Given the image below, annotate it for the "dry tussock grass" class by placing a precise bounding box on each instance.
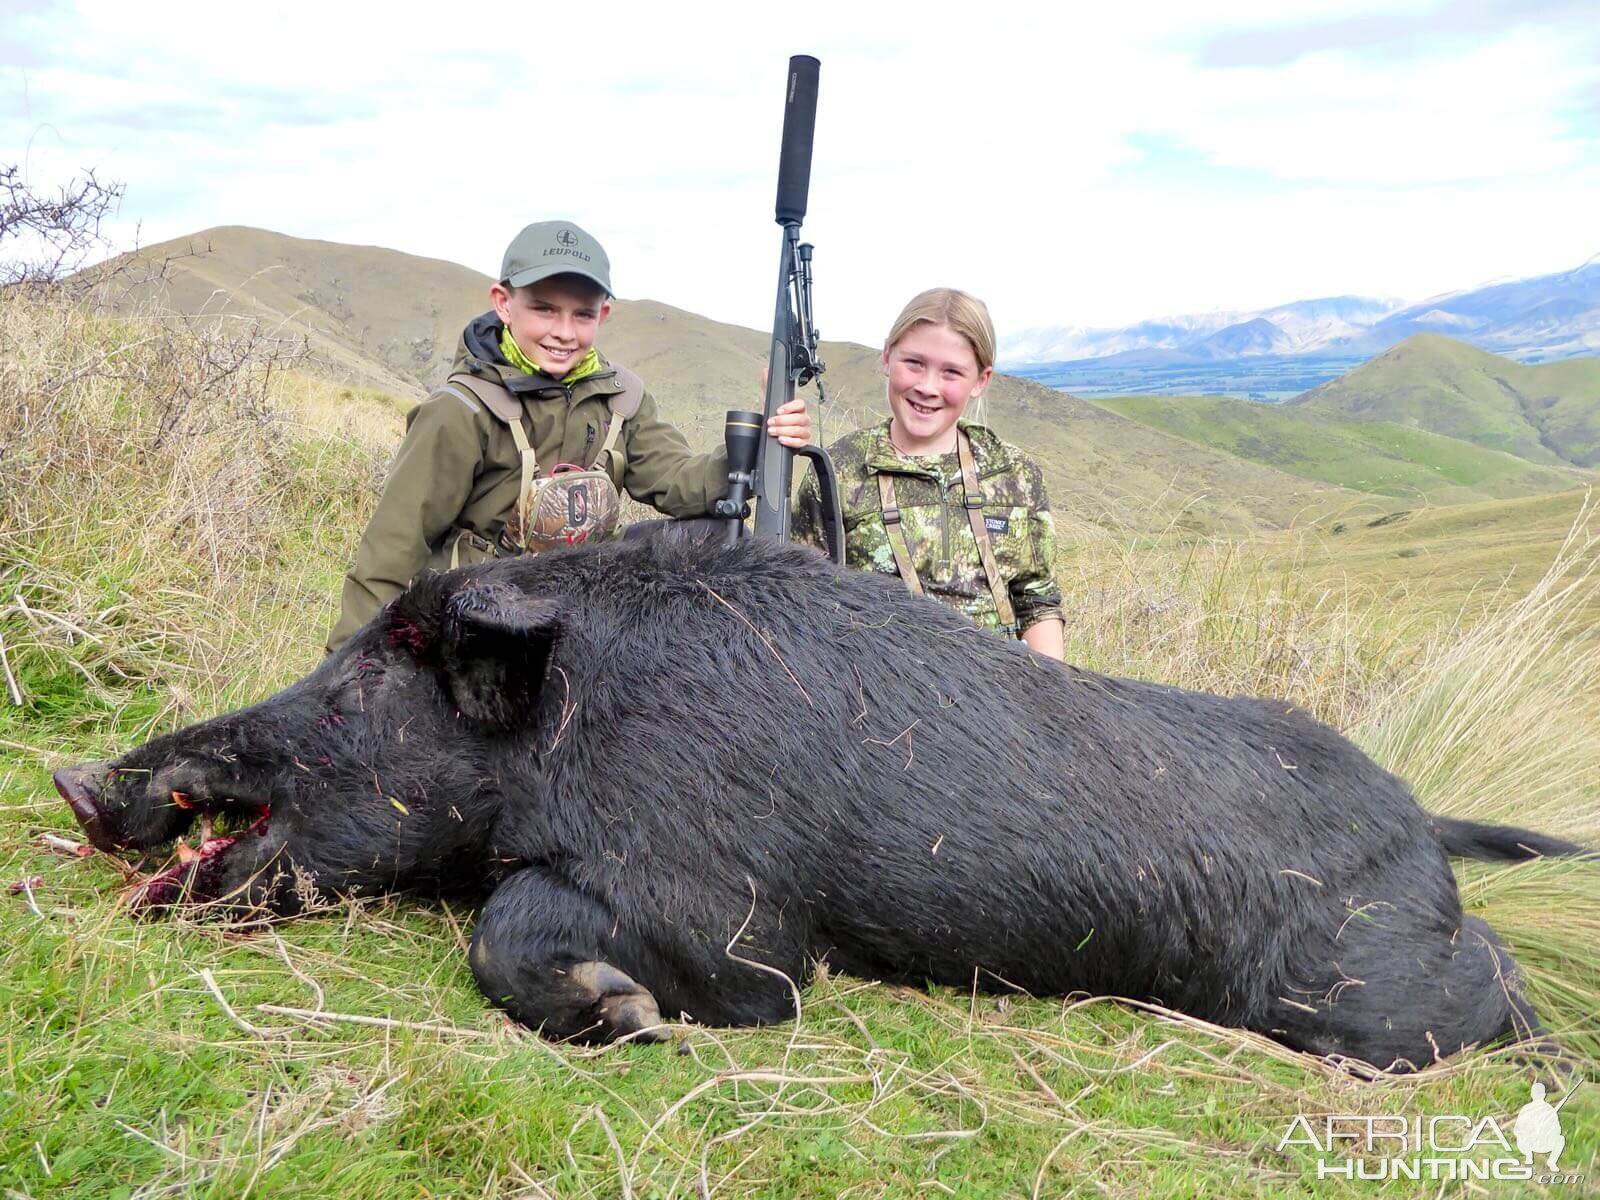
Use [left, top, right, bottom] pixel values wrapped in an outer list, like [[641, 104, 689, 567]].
[[0, 289, 397, 733], [1352, 498, 1600, 832], [1062, 517, 1421, 733]]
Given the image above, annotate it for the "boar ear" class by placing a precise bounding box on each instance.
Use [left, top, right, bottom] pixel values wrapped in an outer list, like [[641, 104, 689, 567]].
[[438, 582, 564, 728]]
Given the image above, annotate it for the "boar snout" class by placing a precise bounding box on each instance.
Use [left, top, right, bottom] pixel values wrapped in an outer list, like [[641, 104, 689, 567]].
[[54, 763, 120, 852]]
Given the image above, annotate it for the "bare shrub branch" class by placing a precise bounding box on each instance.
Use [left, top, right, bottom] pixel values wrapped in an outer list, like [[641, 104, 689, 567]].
[[0, 163, 125, 287]]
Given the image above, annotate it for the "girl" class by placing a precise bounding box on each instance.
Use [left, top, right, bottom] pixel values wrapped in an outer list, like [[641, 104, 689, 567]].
[[795, 288, 1065, 658]]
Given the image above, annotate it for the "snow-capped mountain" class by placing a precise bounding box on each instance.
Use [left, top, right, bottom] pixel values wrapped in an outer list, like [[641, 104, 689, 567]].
[[1001, 295, 1399, 365], [1344, 258, 1600, 361], [1000, 261, 1600, 367]]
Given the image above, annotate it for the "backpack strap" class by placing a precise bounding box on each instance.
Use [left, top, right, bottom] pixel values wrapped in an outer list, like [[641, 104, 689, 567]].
[[448, 365, 638, 493], [875, 472, 925, 597], [446, 371, 524, 424], [504, 414, 538, 538], [956, 428, 1019, 635], [449, 372, 538, 535], [594, 364, 644, 476], [608, 364, 645, 419]]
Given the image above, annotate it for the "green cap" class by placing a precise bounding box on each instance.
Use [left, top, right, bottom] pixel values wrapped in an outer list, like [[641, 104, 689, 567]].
[[500, 221, 612, 296]]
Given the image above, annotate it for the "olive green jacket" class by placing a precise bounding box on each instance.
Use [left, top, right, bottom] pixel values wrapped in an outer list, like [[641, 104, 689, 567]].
[[327, 314, 729, 651], [793, 420, 1064, 636]]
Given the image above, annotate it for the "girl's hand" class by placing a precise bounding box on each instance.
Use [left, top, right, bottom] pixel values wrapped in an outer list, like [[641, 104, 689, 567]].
[[767, 397, 814, 448]]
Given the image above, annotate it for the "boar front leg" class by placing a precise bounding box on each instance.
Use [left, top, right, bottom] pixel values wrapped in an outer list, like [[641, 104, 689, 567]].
[[469, 867, 671, 1044]]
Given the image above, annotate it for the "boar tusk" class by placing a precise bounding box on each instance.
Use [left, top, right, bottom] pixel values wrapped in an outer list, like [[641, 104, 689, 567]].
[[38, 833, 93, 858]]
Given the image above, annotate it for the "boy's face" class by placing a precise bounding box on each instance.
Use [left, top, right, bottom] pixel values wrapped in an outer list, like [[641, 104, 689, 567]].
[[491, 275, 611, 375]]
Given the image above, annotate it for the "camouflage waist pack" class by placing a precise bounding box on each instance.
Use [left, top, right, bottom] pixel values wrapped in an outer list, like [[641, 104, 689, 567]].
[[446, 371, 638, 558], [507, 463, 622, 552]]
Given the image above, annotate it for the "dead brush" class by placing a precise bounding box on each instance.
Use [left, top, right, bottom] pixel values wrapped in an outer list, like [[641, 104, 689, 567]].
[[0, 282, 382, 734]]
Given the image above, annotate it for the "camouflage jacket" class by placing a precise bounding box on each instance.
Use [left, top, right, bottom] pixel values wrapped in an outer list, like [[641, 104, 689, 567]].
[[327, 313, 729, 652], [793, 420, 1064, 636]]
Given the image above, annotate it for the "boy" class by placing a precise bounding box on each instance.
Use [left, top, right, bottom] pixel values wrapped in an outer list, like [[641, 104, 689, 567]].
[[326, 221, 812, 651]]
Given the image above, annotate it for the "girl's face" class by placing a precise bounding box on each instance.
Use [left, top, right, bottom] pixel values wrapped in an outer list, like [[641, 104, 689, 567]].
[[882, 322, 993, 454]]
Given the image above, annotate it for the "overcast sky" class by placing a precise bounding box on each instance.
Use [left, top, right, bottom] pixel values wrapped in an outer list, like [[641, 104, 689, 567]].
[[3, 0, 1596, 346]]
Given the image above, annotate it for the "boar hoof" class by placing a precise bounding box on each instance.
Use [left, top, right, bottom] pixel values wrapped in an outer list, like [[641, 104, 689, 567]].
[[569, 960, 667, 1042], [597, 990, 667, 1042]]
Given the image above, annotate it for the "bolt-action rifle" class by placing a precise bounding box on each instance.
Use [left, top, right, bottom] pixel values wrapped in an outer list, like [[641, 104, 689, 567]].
[[714, 55, 845, 563]]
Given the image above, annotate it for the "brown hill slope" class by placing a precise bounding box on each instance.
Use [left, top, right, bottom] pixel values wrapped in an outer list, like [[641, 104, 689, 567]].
[[97, 225, 487, 393], [99, 226, 1381, 533], [1292, 333, 1600, 468]]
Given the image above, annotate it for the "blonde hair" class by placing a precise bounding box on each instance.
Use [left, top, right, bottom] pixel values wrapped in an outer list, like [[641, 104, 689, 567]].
[[883, 288, 997, 374]]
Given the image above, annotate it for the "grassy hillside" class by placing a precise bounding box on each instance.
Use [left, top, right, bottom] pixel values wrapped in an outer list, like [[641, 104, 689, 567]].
[[1287, 488, 1600, 623], [1097, 393, 1589, 503], [100, 227, 1379, 536], [3, 288, 1598, 1197], [1293, 332, 1600, 467]]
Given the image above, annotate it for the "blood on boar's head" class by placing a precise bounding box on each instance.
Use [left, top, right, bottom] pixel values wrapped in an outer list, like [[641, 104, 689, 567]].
[[55, 568, 565, 857]]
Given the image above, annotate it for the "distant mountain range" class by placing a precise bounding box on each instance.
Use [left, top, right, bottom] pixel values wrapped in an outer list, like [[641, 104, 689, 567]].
[[1002, 258, 1600, 368]]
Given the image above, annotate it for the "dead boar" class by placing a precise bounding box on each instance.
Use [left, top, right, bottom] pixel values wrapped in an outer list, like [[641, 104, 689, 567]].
[[56, 532, 1586, 1068]]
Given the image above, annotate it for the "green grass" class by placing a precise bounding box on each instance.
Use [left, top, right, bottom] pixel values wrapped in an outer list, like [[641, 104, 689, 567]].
[[3, 292, 1599, 1197], [1277, 488, 1600, 627], [0, 860, 1593, 1198], [1095, 392, 1587, 504], [1293, 333, 1600, 469]]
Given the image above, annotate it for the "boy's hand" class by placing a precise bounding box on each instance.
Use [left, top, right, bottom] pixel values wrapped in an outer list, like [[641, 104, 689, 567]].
[[767, 397, 814, 448]]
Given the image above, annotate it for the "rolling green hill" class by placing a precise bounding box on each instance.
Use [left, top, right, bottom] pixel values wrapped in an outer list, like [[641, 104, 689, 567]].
[[1291, 333, 1600, 467], [95, 226, 1380, 535], [1096, 393, 1590, 504]]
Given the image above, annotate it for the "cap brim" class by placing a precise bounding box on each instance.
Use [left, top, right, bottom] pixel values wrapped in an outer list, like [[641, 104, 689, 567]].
[[504, 263, 613, 296]]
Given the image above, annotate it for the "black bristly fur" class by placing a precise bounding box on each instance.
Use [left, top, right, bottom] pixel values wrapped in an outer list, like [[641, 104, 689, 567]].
[[62, 533, 1586, 1069]]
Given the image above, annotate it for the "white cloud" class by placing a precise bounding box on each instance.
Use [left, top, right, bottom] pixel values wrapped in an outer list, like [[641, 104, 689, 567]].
[[2, 0, 1595, 344], [1152, 29, 1593, 185]]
